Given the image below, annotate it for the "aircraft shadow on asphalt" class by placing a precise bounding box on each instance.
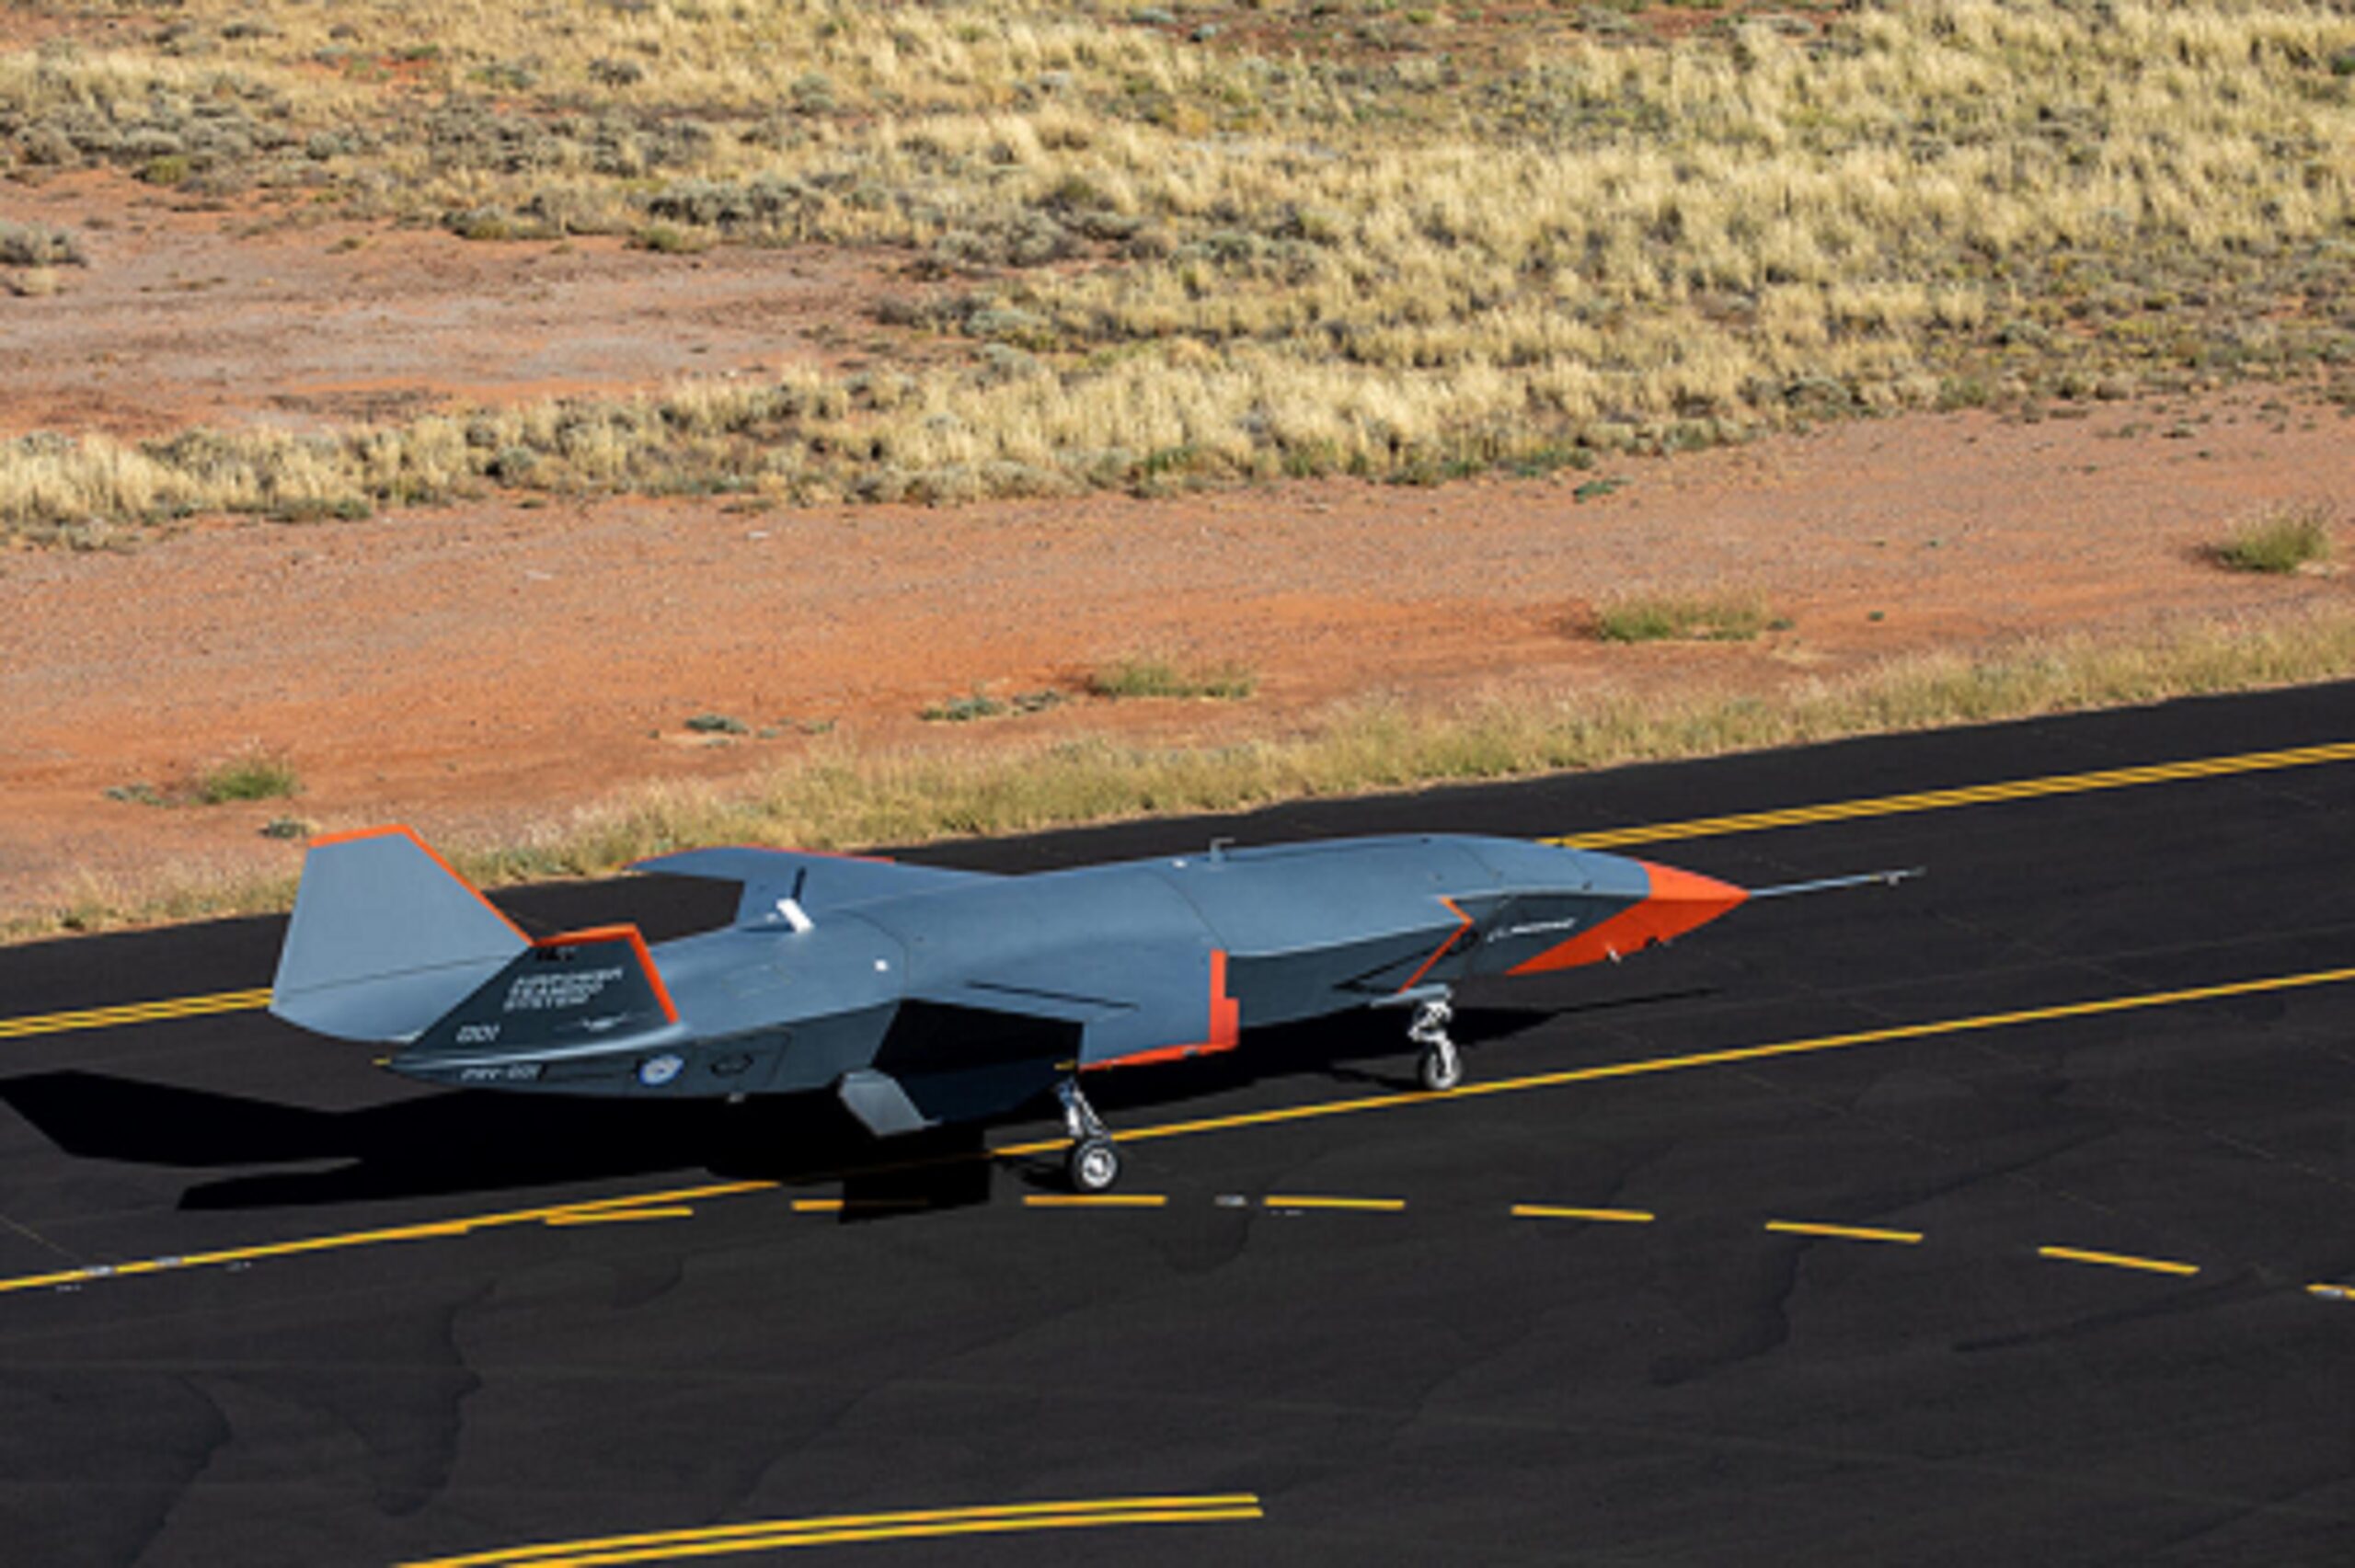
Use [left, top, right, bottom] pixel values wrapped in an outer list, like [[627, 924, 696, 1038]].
[[0, 990, 1706, 1219]]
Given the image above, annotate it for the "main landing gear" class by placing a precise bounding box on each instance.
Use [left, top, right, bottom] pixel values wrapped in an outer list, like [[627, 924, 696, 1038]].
[[1409, 996, 1463, 1093], [1058, 1079, 1122, 1193]]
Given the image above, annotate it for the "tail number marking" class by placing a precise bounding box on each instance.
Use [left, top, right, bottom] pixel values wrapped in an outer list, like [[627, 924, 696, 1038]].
[[505, 967, 627, 1013]]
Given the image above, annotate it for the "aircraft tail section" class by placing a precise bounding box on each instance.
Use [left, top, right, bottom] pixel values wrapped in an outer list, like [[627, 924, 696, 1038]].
[[391, 924, 683, 1088], [271, 826, 531, 1043]]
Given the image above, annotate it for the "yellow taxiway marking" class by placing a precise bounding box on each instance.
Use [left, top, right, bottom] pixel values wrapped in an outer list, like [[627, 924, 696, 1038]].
[[1552, 738, 2355, 851], [4, 738, 2352, 1053], [0, 986, 273, 1041], [2038, 1245, 2202, 1277], [1022, 1193, 1169, 1208], [543, 1207, 695, 1227], [0, 1179, 775, 1297], [1263, 1195, 1407, 1212], [399, 1494, 1264, 1568], [10, 964, 2354, 1299], [1766, 1219, 1924, 1245], [995, 963, 2355, 1156], [1510, 1205, 1656, 1223]]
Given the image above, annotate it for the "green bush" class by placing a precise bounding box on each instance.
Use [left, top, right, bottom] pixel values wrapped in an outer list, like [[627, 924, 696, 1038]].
[[2211, 506, 2333, 573], [195, 752, 301, 804]]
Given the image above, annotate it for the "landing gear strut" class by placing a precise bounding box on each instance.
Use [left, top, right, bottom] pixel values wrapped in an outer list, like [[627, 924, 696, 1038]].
[[1409, 997, 1463, 1093], [1058, 1079, 1122, 1193]]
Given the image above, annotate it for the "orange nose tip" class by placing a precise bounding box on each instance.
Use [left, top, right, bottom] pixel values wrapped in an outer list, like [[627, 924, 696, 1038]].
[[1635, 860, 1749, 941], [1505, 860, 1748, 975]]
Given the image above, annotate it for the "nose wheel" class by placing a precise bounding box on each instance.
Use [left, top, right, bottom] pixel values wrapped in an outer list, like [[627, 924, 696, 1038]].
[[1058, 1079, 1123, 1193], [1409, 997, 1463, 1092]]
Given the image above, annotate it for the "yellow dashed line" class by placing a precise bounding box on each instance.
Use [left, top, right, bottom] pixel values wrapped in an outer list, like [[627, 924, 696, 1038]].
[[1509, 1205, 1656, 1224], [1263, 1195, 1406, 1212], [1551, 739, 2355, 850], [2037, 1245, 2201, 1277], [994, 964, 2355, 1156], [1766, 1220, 1924, 1245], [1022, 1194, 1169, 1208], [11, 965, 2353, 1300], [402, 1494, 1265, 1568]]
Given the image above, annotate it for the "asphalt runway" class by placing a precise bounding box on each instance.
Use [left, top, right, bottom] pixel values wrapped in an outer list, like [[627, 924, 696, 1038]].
[[4, 684, 2353, 1566]]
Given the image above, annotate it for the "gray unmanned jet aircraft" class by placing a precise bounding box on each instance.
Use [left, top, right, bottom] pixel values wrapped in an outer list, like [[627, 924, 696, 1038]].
[[272, 827, 1906, 1191]]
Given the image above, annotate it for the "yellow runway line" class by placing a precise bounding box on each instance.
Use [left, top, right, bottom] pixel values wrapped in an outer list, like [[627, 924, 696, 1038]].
[[1022, 1194, 1169, 1208], [1551, 738, 2355, 850], [15, 967, 2354, 1300], [398, 1494, 1264, 1568], [1766, 1219, 1924, 1245], [1510, 1205, 1655, 1224], [544, 1207, 695, 1227], [2037, 1245, 2201, 1277], [526, 1508, 1268, 1566], [0, 987, 272, 1040], [11, 739, 2355, 1053], [1262, 1195, 1406, 1212], [994, 964, 2355, 1158]]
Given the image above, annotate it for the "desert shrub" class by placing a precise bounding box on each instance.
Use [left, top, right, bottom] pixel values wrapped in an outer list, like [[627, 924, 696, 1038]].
[[1593, 593, 1777, 644], [2211, 506, 2335, 573], [195, 750, 300, 804], [1088, 657, 1258, 699], [0, 223, 85, 268]]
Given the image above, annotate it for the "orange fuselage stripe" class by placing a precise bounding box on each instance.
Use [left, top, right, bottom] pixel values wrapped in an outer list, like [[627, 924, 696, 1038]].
[[1395, 897, 1474, 994], [1086, 949, 1239, 1070]]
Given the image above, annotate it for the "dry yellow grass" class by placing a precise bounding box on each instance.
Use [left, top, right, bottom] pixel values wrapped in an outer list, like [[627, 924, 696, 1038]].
[[20, 606, 2355, 940], [6, 2, 2355, 529]]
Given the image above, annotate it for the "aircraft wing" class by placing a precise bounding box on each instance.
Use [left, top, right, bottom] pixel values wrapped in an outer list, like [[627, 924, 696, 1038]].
[[905, 941, 1238, 1073], [629, 847, 997, 927], [834, 941, 1240, 1139]]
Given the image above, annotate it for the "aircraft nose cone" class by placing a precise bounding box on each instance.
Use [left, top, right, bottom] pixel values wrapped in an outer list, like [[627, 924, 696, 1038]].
[[1502, 855, 1748, 974], [1635, 860, 1749, 943]]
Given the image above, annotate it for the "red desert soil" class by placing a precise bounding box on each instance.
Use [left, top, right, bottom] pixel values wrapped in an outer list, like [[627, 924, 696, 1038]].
[[0, 173, 910, 439], [1, 186, 2350, 921]]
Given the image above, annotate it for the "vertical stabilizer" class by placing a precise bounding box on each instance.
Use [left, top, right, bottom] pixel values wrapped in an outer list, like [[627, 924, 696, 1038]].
[[271, 827, 531, 1042]]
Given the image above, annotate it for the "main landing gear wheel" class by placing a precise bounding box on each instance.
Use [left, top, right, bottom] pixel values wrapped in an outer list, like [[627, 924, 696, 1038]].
[[1408, 996, 1463, 1093], [1416, 1036, 1464, 1093], [1057, 1079, 1122, 1193], [1068, 1136, 1122, 1194]]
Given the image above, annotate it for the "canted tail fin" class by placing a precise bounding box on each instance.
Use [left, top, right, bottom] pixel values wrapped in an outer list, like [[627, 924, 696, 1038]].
[[271, 827, 530, 1043]]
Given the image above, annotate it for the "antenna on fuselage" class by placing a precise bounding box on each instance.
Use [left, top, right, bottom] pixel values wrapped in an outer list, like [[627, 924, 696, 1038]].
[[776, 866, 815, 933]]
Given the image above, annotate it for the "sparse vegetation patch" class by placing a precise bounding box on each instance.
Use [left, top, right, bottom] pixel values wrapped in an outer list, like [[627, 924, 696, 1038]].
[[193, 750, 300, 804], [0, 220, 82, 268], [28, 609, 2355, 940], [2211, 505, 2336, 574], [1088, 656, 1257, 700], [1593, 593, 1778, 644]]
